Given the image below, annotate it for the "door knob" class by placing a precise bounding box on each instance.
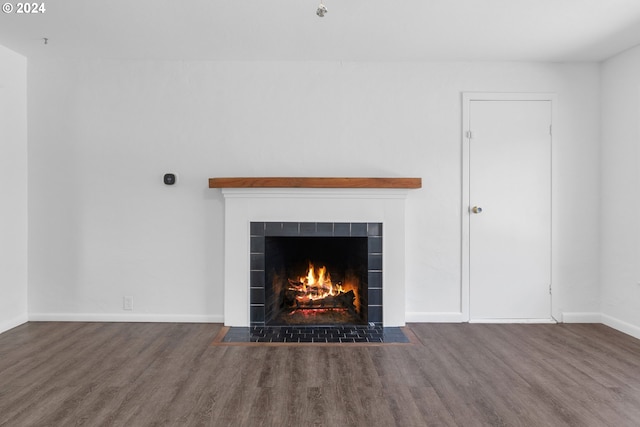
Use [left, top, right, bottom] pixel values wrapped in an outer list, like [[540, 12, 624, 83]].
[[471, 206, 483, 214]]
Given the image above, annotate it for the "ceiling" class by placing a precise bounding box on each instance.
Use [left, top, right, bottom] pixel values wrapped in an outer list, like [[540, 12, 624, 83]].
[[2, 0, 640, 62]]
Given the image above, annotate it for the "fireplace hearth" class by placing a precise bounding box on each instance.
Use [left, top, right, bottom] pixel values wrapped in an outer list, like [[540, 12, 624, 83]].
[[221, 325, 410, 343], [250, 222, 382, 327]]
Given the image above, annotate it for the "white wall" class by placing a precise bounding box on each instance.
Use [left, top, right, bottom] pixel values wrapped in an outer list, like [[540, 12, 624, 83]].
[[601, 46, 640, 338], [26, 59, 601, 322], [0, 45, 28, 333]]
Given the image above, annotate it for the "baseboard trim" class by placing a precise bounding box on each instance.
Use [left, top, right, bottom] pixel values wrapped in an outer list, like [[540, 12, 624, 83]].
[[0, 313, 29, 334], [469, 318, 556, 324], [405, 312, 464, 323], [21, 312, 640, 341], [601, 314, 640, 340], [561, 312, 602, 323], [28, 313, 224, 323]]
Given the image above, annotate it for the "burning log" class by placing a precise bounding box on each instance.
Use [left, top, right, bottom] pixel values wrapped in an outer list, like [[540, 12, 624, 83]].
[[287, 278, 341, 293], [283, 289, 355, 309], [281, 262, 358, 314]]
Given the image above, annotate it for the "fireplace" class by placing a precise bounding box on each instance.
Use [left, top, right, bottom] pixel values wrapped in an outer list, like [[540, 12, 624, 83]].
[[213, 182, 418, 327], [250, 222, 382, 327]]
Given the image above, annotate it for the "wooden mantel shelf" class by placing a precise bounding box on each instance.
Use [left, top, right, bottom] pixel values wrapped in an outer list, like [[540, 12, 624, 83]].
[[208, 177, 422, 189]]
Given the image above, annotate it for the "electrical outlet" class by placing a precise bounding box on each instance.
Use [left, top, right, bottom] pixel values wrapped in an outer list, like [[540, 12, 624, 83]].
[[123, 296, 133, 311]]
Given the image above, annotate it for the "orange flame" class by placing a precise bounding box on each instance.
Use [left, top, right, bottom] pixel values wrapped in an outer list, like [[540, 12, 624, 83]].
[[287, 263, 359, 312], [295, 263, 345, 301]]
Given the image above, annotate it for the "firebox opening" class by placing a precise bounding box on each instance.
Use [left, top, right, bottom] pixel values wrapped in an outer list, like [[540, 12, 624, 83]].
[[265, 236, 368, 326]]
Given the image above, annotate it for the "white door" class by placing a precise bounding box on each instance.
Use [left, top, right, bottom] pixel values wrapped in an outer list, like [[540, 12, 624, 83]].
[[467, 99, 552, 321]]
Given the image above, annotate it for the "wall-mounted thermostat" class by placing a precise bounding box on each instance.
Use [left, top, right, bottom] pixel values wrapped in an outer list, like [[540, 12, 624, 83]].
[[163, 173, 176, 185]]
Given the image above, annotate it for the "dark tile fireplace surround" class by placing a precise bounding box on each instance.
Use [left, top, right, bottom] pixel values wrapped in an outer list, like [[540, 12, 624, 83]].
[[249, 221, 383, 327]]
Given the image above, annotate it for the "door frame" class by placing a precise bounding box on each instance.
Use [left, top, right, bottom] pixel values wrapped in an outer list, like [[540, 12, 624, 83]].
[[461, 92, 558, 322]]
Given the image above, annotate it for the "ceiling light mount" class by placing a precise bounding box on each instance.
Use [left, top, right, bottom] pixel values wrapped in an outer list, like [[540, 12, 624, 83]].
[[316, 2, 327, 17]]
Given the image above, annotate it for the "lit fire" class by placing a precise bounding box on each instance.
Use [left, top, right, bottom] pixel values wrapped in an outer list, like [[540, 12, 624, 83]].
[[291, 264, 343, 303], [287, 263, 358, 310]]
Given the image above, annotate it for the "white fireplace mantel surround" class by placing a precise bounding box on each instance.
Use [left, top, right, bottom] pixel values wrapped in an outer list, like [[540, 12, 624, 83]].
[[219, 185, 418, 327]]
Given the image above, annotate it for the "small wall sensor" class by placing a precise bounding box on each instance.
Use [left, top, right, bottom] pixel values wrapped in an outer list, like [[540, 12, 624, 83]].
[[163, 173, 176, 185]]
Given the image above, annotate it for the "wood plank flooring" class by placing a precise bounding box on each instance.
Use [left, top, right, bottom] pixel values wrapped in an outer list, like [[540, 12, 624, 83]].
[[1, 322, 639, 426]]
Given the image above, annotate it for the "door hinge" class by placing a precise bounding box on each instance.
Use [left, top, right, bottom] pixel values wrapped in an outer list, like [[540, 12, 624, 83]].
[[549, 284, 552, 295], [549, 125, 552, 136], [466, 131, 473, 139]]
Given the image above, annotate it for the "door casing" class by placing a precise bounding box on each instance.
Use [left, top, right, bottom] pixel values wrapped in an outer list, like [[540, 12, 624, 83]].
[[461, 92, 558, 323]]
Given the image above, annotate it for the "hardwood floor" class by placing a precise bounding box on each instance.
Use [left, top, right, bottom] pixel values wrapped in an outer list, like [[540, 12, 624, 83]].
[[1, 322, 640, 426]]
